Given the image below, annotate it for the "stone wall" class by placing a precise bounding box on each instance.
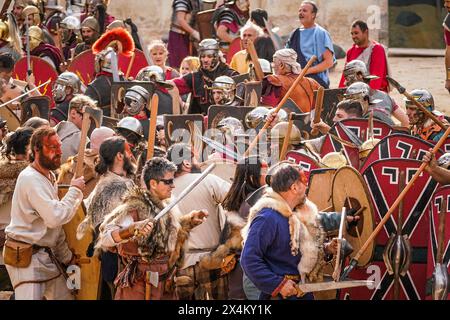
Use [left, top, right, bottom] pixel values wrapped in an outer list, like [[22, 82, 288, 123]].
[[108, 0, 389, 50]]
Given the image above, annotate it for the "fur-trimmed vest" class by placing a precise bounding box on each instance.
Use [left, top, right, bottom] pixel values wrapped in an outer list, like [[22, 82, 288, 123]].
[[97, 187, 196, 267], [242, 189, 324, 280]]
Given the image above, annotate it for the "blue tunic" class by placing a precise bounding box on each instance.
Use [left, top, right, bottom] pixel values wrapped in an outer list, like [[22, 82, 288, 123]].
[[241, 208, 313, 300]]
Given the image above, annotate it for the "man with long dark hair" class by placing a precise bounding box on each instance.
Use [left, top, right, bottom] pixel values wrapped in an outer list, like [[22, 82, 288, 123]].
[[4, 127, 85, 300]]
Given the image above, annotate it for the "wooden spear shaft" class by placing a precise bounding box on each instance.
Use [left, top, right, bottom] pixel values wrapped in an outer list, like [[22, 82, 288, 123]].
[[244, 55, 317, 157], [352, 126, 450, 263]]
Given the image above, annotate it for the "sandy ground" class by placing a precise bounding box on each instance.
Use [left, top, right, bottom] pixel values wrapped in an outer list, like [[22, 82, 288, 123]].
[[329, 56, 448, 114]]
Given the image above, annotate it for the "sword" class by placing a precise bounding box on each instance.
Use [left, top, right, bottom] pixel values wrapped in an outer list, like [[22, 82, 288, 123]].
[[295, 279, 374, 296], [152, 163, 216, 222], [337, 121, 363, 147], [332, 207, 347, 281], [0, 79, 51, 109], [200, 136, 241, 162]]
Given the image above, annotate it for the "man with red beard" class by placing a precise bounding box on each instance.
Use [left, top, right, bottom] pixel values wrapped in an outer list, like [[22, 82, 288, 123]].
[[3, 127, 85, 300]]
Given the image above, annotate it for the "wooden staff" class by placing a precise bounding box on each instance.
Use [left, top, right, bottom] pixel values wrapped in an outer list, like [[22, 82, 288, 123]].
[[310, 86, 325, 136], [279, 113, 294, 160], [244, 55, 317, 157], [246, 39, 264, 81], [147, 94, 159, 160], [341, 126, 450, 280]]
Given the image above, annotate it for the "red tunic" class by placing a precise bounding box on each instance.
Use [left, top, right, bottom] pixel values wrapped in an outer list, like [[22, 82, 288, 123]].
[[339, 40, 389, 92]]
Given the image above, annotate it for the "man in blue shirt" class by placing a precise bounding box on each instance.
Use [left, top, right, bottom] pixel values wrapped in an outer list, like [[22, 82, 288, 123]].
[[286, 1, 335, 88], [240, 163, 340, 300]]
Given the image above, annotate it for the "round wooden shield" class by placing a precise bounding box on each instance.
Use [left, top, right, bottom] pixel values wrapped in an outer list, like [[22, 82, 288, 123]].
[[332, 166, 375, 267], [118, 49, 149, 79], [13, 56, 58, 106], [306, 168, 337, 212], [200, 159, 237, 184], [0, 105, 21, 131], [67, 50, 96, 86]]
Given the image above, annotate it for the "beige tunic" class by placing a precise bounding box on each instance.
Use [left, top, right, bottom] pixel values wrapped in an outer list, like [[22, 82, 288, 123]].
[[5, 166, 83, 287], [172, 173, 230, 269]]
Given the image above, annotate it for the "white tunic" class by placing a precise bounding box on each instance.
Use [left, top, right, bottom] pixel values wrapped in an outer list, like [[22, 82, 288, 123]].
[[5, 166, 83, 286]]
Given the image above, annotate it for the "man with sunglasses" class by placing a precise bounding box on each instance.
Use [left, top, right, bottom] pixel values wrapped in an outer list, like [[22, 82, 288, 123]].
[[55, 94, 98, 163], [4, 127, 85, 300], [96, 157, 208, 300]]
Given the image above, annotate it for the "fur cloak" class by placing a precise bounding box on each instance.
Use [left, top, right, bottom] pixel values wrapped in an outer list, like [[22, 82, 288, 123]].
[[241, 188, 324, 280], [97, 187, 198, 267], [76, 172, 134, 240]]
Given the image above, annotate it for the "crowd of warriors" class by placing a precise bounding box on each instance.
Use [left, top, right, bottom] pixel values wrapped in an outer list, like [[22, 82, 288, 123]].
[[0, 0, 449, 301]]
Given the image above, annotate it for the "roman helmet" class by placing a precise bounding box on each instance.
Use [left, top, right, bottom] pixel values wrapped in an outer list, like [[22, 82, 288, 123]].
[[271, 121, 302, 145], [343, 60, 378, 86], [22, 5, 41, 26], [217, 117, 246, 136], [344, 82, 381, 114], [404, 89, 435, 125], [123, 85, 150, 116], [115, 116, 144, 144], [198, 38, 220, 71], [52, 72, 82, 103], [210, 76, 236, 105], [245, 106, 288, 129], [59, 16, 80, 43], [136, 65, 173, 89], [27, 25, 44, 51]]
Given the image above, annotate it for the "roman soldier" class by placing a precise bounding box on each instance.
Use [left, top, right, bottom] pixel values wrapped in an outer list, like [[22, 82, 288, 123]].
[[81, 0, 115, 34], [59, 16, 80, 61], [85, 27, 134, 116], [405, 89, 447, 143], [0, 13, 22, 61], [27, 25, 63, 72], [73, 16, 100, 57], [167, 0, 201, 68], [49, 71, 82, 126], [121, 85, 151, 140], [212, 0, 250, 53], [96, 157, 208, 300], [171, 38, 239, 115], [209, 75, 243, 106], [114, 116, 145, 161], [21, 5, 55, 46], [342, 60, 409, 127]]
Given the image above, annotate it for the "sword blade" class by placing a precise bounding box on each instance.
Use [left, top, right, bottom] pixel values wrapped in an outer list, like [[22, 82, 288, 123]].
[[298, 280, 374, 293], [25, 20, 31, 75], [201, 136, 240, 162]]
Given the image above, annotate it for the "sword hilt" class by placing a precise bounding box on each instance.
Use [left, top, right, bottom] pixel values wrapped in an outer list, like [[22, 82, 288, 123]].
[[340, 258, 358, 281]]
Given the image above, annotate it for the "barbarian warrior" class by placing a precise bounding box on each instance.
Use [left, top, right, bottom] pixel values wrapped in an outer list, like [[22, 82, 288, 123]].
[[73, 16, 100, 57], [96, 157, 208, 300]]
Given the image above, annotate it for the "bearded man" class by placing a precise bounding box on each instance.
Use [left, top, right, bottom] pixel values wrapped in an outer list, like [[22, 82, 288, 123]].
[[3, 127, 85, 300], [73, 17, 100, 57]]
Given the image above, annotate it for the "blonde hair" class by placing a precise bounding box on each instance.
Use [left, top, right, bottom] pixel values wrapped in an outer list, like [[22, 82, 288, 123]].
[[148, 40, 168, 54], [180, 56, 200, 72]]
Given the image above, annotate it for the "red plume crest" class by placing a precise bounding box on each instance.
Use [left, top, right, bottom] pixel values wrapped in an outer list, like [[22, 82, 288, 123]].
[[92, 28, 135, 57]]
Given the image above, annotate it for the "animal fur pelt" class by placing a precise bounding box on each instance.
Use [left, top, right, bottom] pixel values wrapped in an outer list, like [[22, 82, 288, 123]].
[[92, 27, 135, 56], [198, 212, 246, 270], [96, 186, 197, 267], [0, 159, 28, 206], [76, 173, 134, 240], [242, 188, 323, 280]]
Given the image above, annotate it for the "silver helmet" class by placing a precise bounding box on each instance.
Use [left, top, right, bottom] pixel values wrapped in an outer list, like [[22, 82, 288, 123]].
[[211, 76, 236, 105], [52, 72, 81, 102], [344, 82, 371, 101], [343, 60, 378, 86], [216, 117, 246, 136], [115, 116, 144, 137], [94, 46, 115, 73], [60, 16, 80, 43], [245, 106, 288, 129], [404, 89, 434, 112], [136, 65, 164, 82], [198, 38, 220, 71], [124, 85, 150, 116]]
